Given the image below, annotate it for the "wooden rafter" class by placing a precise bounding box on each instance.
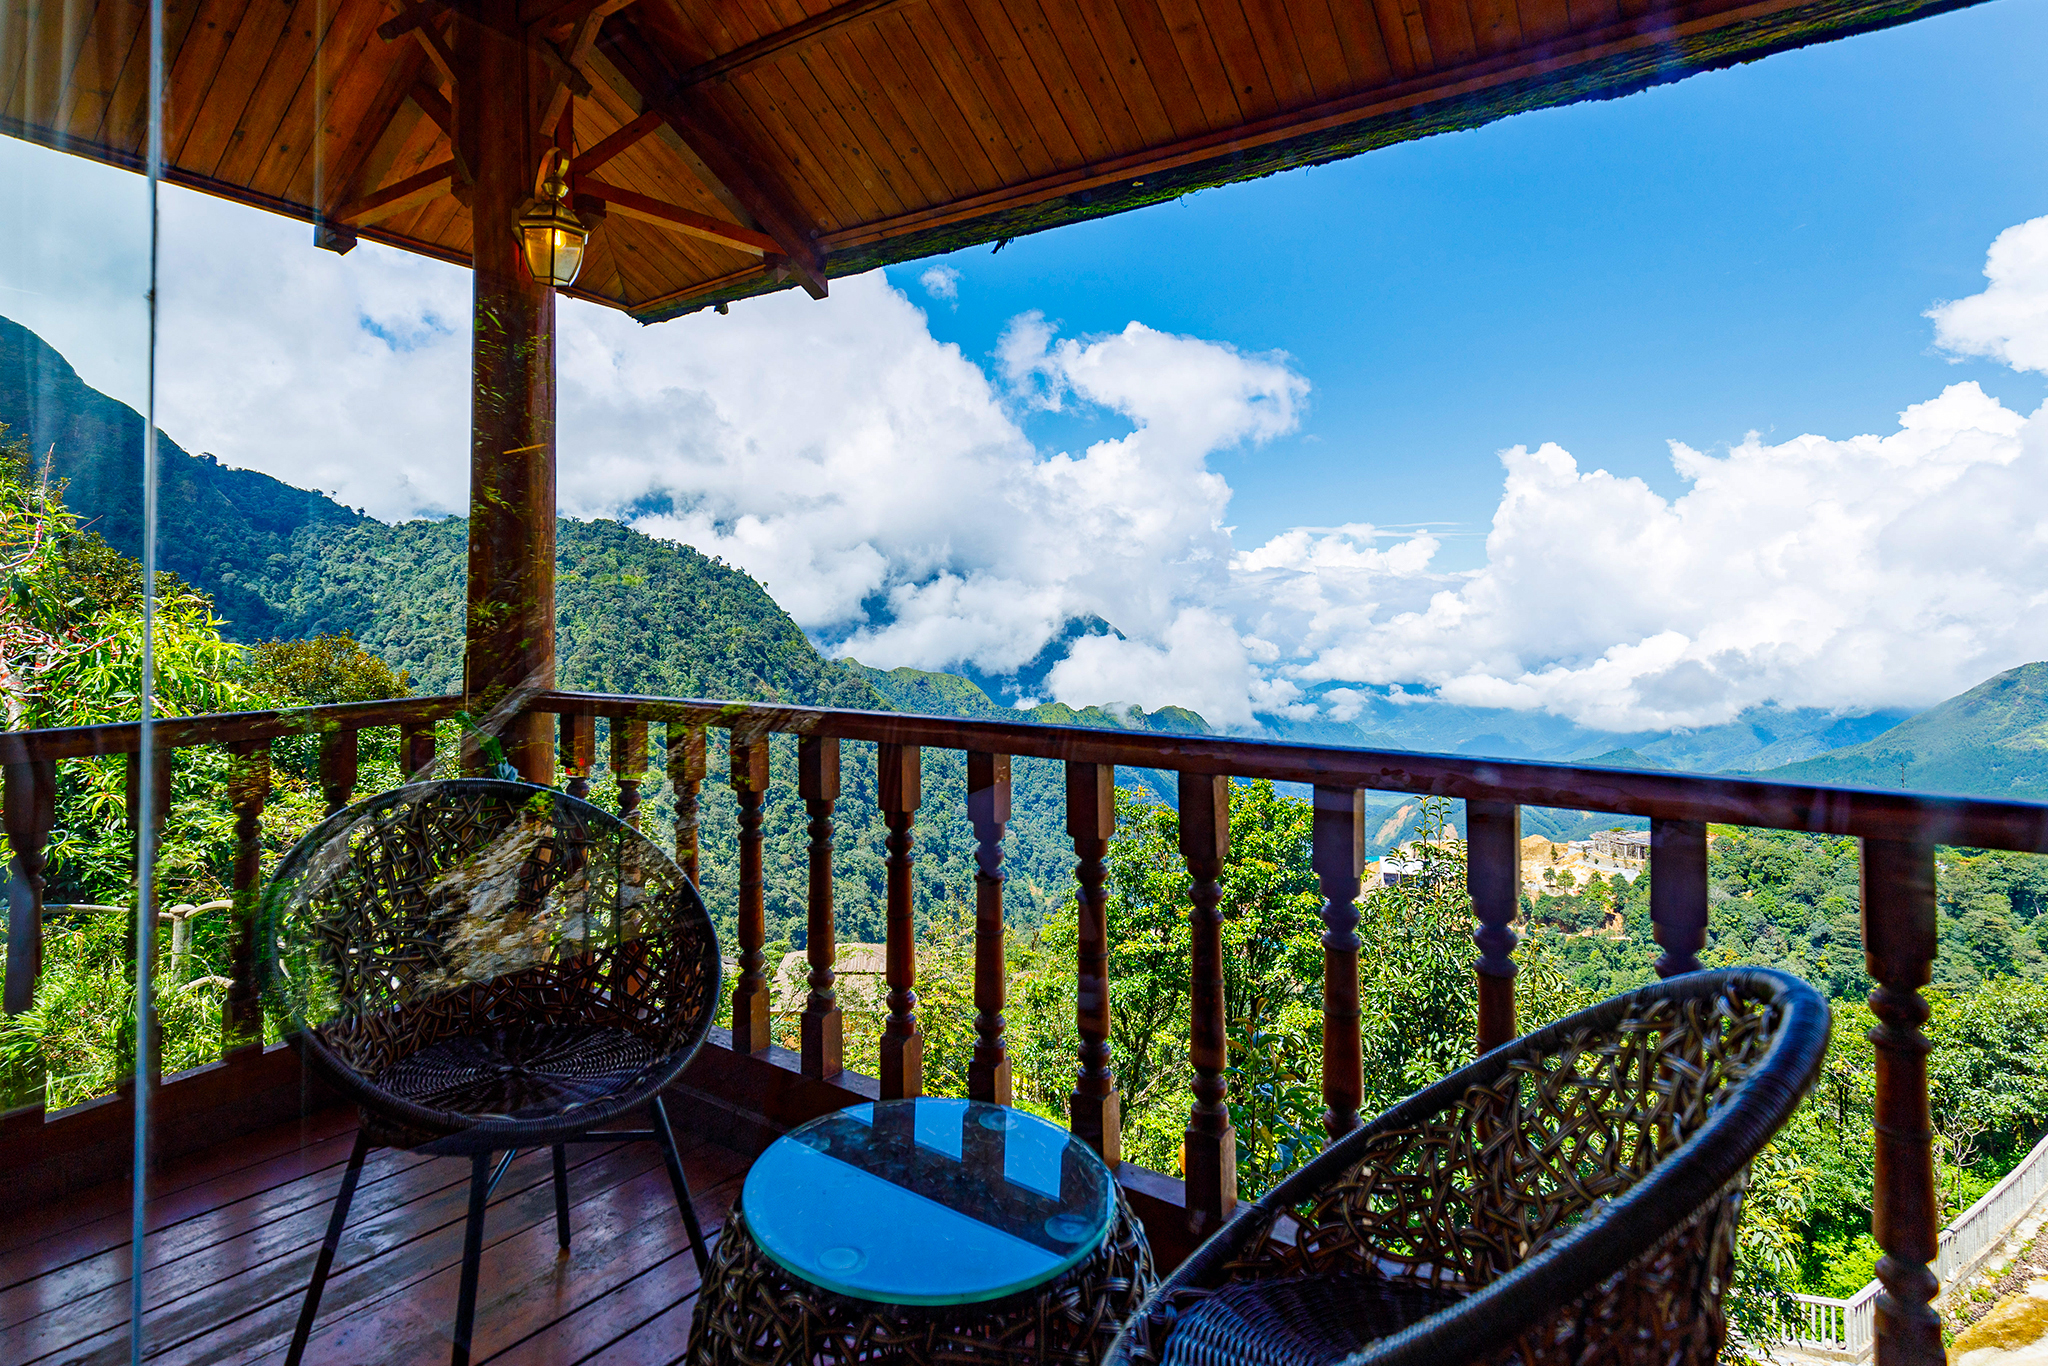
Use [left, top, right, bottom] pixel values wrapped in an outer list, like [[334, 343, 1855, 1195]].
[[409, 79, 454, 142], [320, 41, 434, 221], [577, 178, 779, 254], [665, 0, 921, 92], [596, 18, 827, 298], [567, 109, 660, 177], [386, 0, 459, 87], [334, 158, 456, 224]]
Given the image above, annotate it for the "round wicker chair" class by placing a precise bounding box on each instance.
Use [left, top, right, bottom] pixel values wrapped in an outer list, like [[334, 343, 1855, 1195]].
[[1105, 968, 1830, 1366], [259, 779, 723, 1366]]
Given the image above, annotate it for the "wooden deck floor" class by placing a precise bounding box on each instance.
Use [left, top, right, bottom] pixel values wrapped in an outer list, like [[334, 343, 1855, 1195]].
[[0, 1104, 746, 1365]]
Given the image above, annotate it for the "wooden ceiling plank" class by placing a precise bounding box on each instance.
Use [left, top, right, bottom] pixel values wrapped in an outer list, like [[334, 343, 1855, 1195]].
[[1028, 0, 1152, 157], [1365, 0, 1428, 75], [0, 2, 45, 125], [902, 3, 1031, 184], [1311, 0, 1399, 84], [160, 0, 261, 166], [657, 0, 876, 226], [598, 207, 712, 296], [1113, 0, 1241, 132], [1566, 0, 1625, 31], [95, 0, 196, 150], [313, 40, 430, 211], [627, 257, 779, 319], [1421, 0, 1483, 66], [802, 34, 944, 214], [52, 0, 142, 145], [278, 0, 406, 204], [841, 12, 994, 201], [1459, 0, 1522, 57], [1243, 0, 1347, 103], [598, 14, 828, 295], [174, 0, 297, 176], [999, 0, 1119, 162], [579, 176, 779, 253], [666, 0, 917, 91], [1198, 0, 1286, 120], [581, 35, 756, 226], [19, 0, 94, 132], [920, 0, 1057, 180], [953, 0, 1084, 168], [1510, 0, 1575, 47], [246, 0, 385, 195], [569, 106, 660, 174], [334, 154, 453, 221], [1068, 0, 1178, 147], [209, 0, 335, 187]]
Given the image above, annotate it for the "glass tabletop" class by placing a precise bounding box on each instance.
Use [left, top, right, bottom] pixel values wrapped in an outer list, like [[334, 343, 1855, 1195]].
[[741, 1098, 1114, 1306]]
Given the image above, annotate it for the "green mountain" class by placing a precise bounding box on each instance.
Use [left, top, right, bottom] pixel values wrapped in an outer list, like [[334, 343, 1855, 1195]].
[[1761, 662, 2048, 797], [1573, 747, 1668, 770], [0, 315, 367, 638]]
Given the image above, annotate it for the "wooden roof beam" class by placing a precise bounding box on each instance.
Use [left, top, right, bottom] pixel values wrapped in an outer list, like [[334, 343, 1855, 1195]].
[[334, 159, 456, 226], [666, 0, 921, 91], [596, 19, 827, 298], [568, 109, 662, 177], [577, 179, 779, 254]]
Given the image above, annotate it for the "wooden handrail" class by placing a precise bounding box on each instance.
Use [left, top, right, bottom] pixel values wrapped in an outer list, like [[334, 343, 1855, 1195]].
[[0, 684, 1993, 1366]]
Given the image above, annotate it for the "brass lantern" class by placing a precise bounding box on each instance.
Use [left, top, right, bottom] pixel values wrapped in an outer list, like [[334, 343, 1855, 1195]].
[[518, 149, 588, 288]]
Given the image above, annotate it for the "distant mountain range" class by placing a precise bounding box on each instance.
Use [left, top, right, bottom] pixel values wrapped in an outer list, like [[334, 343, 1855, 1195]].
[[10, 313, 2048, 824]]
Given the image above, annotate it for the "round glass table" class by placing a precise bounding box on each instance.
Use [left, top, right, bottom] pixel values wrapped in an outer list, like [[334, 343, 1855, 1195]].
[[688, 1098, 1155, 1366]]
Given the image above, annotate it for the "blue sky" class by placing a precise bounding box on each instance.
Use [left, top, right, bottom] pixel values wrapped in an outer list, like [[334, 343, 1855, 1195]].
[[890, 0, 2048, 567]]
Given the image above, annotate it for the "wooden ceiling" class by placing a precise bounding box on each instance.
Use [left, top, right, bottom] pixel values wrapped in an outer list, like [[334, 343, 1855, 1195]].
[[1, 0, 1989, 321]]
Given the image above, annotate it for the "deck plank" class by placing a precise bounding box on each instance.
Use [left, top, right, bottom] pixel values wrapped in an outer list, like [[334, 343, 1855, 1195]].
[[0, 1108, 741, 1366]]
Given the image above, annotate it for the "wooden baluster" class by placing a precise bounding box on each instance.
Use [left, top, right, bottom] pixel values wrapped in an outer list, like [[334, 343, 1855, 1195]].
[[125, 748, 172, 1086], [1068, 761, 1120, 1165], [1650, 817, 1709, 977], [729, 734, 771, 1054], [799, 736, 842, 1079], [401, 719, 437, 781], [611, 718, 648, 825], [669, 724, 706, 884], [1467, 800, 1521, 1052], [559, 713, 595, 799], [318, 728, 359, 815], [1313, 785, 1365, 1141], [3, 759, 56, 1019], [967, 752, 1012, 1104], [879, 743, 924, 1099], [224, 741, 271, 1055], [1180, 772, 1236, 1234], [1864, 839, 1943, 1366]]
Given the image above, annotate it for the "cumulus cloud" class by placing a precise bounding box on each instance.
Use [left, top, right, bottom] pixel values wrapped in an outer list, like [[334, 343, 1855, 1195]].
[[21, 123, 2048, 735]]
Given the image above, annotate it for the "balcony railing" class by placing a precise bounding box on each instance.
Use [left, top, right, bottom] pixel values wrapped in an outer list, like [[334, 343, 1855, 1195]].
[[8, 688, 2047, 1366]]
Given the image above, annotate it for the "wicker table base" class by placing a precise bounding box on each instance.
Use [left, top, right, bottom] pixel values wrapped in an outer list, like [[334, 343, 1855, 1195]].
[[688, 1186, 1156, 1366]]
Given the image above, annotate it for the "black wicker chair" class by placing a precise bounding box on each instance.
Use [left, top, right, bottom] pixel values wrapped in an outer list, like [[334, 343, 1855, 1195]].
[[259, 779, 723, 1366], [1106, 968, 1830, 1366]]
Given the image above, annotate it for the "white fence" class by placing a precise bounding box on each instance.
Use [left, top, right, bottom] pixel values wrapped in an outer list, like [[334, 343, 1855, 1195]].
[[1786, 1129, 2048, 1357]]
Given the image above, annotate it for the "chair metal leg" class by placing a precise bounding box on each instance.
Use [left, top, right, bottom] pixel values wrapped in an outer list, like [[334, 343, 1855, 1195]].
[[551, 1144, 571, 1251], [650, 1095, 710, 1277], [286, 1129, 372, 1366], [451, 1151, 490, 1366]]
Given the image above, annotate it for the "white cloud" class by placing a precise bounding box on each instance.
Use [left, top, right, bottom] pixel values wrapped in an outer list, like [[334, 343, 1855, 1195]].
[[919, 265, 960, 302], [1930, 215, 2048, 374]]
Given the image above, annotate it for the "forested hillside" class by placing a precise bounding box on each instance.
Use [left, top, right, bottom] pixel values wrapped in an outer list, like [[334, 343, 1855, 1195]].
[[1762, 661, 2048, 796]]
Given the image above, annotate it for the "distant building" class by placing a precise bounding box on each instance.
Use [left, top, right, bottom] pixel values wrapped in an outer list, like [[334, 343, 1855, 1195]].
[[1590, 829, 1651, 869]]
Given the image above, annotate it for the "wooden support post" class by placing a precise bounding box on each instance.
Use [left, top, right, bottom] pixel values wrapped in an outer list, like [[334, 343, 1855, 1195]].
[[1864, 839, 1943, 1366], [879, 743, 923, 1099], [459, 0, 557, 783], [1651, 818, 1710, 977], [669, 724, 705, 884], [224, 741, 271, 1054], [3, 759, 56, 1019], [1068, 761, 1119, 1166], [401, 720, 438, 780], [798, 736, 842, 1079], [610, 718, 648, 824], [1179, 772, 1236, 1235], [318, 728, 359, 815], [967, 752, 1011, 1105], [729, 735, 771, 1054], [560, 713, 596, 799], [1313, 785, 1365, 1141], [1467, 800, 1520, 1052]]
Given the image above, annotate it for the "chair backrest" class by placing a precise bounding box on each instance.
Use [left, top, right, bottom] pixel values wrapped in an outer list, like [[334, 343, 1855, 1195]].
[[258, 780, 721, 1138]]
